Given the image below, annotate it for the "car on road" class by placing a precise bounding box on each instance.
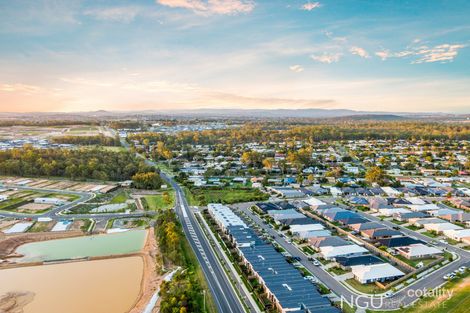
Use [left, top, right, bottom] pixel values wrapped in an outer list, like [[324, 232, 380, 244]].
[[458, 266, 467, 273], [384, 292, 394, 298], [443, 274, 450, 280], [313, 260, 320, 266]]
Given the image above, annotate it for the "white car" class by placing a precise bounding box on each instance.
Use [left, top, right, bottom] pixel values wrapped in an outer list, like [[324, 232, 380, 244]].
[[313, 261, 320, 266], [458, 266, 467, 273], [384, 292, 394, 298]]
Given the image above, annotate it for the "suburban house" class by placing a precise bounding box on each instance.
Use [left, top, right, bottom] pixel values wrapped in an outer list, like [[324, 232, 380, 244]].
[[351, 263, 405, 284], [396, 243, 442, 260]]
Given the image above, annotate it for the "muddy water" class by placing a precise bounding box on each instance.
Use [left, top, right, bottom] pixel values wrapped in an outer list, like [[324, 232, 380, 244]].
[[0, 257, 143, 313], [16, 229, 147, 262]]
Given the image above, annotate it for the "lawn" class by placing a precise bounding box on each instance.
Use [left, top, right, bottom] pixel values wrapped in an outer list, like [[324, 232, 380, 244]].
[[301, 245, 316, 255], [143, 192, 175, 211], [328, 266, 350, 276], [394, 254, 436, 268], [345, 278, 384, 294], [188, 187, 268, 206], [110, 191, 130, 204], [406, 225, 422, 231], [422, 231, 440, 238]]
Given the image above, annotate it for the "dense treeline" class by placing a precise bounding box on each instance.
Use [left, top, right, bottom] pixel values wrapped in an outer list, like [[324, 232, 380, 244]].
[[108, 120, 144, 129], [131, 172, 164, 189], [0, 147, 153, 181], [128, 122, 470, 148], [156, 210, 207, 313], [51, 135, 121, 146]]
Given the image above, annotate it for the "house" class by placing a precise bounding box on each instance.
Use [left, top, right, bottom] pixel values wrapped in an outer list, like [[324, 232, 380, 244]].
[[429, 208, 459, 217], [267, 187, 305, 198], [393, 211, 428, 222], [309, 236, 350, 250], [329, 187, 343, 197], [351, 263, 405, 284], [335, 255, 383, 270], [290, 223, 324, 233], [303, 197, 327, 207], [255, 202, 281, 213], [337, 217, 369, 226], [296, 230, 332, 239], [349, 221, 385, 232], [442, 229, 470, 241], [320, 244, 368, 260], [440, 212, 470, 223], [34, 197, 66, 206], [361, 228, 402, 240], [349, 197, 369, 206], [423, 222, 463, 233], [268, 209, 305, 222], [378, 207, 411, 217], [376, 236, 424, 248], [410, 217, 447, 227], [381, 187, 401, 197], [408, 204, 440, 212], [0, 195, 8, 202], [448, 198, 470, 210], [396, 243, 442, 259], [369, 197, 388, 209]]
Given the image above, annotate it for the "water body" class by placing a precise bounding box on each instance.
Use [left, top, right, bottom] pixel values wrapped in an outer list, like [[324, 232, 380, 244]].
[[16, 229, 147, 262], [0, 256, 143, 313]]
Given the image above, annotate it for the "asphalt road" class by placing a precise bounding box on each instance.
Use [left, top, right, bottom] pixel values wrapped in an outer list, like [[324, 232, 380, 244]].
[[127, 140, 247, 313], [233, 202, 470, 310], [160, 171, 246, 313]]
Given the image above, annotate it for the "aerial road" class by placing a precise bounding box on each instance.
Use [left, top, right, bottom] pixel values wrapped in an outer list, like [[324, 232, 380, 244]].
[[121, 135, 249, 313]]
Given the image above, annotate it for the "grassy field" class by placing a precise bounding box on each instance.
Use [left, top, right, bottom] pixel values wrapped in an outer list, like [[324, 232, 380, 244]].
[[188, 187, 268, 205], [368, 274, 470, 313], [110, 191, 130, 204], [143, 192, 175, 210]]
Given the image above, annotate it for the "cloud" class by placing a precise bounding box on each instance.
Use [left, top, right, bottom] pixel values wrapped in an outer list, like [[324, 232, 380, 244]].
[[0, 83, 42, 94], [375, 43, 466, 63], [301, 2, 321, 11], [350, 46, 369, 58], [156, 0, 255, 15], [289, 65, 304, 73], [413, 44, 466, 63], [83, 6, 143, 23], [310, 53, 342, 64]]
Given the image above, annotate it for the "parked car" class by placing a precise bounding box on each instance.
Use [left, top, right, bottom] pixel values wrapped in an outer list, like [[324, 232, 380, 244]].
[[313, 261, 320, 266]]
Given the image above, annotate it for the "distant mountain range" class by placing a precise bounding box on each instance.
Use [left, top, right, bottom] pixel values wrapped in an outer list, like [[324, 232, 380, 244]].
[[0, 108, 468, 121]]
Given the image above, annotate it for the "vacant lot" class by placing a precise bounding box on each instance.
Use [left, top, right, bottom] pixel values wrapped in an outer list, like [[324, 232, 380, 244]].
[[189, 187, 268, 205], [15, 203, 52, 214], [143, 192, 175, 211]]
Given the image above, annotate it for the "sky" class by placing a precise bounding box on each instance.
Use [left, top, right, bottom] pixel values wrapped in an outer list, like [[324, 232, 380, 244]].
[[0, 0, 469, 113]]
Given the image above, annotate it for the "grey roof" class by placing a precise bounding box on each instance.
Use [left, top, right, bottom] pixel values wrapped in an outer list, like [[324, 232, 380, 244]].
[[309, 236, 350, 248]]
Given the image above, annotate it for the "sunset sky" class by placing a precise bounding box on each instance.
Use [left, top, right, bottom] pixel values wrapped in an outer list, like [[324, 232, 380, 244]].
[[1, 0, 469, 113]]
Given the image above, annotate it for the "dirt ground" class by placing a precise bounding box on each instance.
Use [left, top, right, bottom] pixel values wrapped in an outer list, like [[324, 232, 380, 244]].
[[0, 220, 18, 232], [128, 228, 161, 313], [0, 291, 35, 313], [15, 203, 52, 213]]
